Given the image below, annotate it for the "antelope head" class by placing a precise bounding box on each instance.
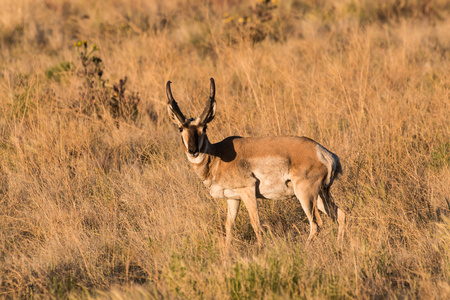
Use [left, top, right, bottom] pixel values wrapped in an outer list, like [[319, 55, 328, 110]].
[[166, 78, 216, 158]]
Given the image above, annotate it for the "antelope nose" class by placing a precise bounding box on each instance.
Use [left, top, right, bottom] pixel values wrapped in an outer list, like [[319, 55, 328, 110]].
[[188, 149, 199, 157]]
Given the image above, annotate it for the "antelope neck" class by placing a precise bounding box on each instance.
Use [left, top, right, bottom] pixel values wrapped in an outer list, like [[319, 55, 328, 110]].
[[185, 135, 217, 181]]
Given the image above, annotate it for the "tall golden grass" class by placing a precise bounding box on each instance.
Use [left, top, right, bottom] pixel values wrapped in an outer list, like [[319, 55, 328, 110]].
[[0, 0, 449, 298]]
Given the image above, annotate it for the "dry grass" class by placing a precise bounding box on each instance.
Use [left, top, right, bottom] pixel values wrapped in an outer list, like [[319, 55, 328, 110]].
[[0, 0, 449, 298]]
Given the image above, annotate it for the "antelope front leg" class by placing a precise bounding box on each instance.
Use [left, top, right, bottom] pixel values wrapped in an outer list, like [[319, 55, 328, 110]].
[[225, 199, 241, 248], [236, 187, 263, 246]]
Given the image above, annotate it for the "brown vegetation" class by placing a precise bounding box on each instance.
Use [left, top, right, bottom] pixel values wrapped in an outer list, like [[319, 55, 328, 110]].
[[0, 0, 449, 298]]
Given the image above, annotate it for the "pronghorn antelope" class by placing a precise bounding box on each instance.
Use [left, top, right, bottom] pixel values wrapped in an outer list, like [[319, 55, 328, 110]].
[[166, 78, 346, 247]]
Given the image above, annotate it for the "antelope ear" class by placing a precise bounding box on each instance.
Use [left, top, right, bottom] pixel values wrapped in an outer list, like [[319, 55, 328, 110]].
[[203, 100, 216, 124], [167, 104, 185, 127], [166, 80, 186, 127], [198, 78, 217, 125]]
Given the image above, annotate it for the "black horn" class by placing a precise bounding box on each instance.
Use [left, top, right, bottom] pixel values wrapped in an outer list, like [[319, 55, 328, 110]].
[[209, 77, 215, 100]]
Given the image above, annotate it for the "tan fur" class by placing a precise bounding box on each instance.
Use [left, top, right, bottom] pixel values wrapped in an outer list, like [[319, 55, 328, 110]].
[[166, 79, 346, 247]]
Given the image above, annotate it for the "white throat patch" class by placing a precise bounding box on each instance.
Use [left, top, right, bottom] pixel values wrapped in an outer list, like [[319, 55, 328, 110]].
[[186, 152, 206, 164]]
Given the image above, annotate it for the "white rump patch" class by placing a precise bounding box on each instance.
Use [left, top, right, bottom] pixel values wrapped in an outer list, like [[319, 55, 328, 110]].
[[315, 144, 337, 186]]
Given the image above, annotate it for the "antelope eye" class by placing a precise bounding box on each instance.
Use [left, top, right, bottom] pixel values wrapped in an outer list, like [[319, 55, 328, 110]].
[[202, 126, 207, 132], [178, 127, 183, 132]]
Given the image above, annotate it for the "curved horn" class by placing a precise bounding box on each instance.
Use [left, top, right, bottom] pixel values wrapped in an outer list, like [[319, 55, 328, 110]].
[[166, 81, 186, 124], [199, 78, 217, 125], [166, 81, 177, 104]]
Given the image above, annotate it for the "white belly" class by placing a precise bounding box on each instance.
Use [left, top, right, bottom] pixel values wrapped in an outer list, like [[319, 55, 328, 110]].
[[252, 158, 294, 200], [206, 156, 294, 200], [257, 178, 294, 200], [208, 183, 240, 199], [206, 176, 294, 200]]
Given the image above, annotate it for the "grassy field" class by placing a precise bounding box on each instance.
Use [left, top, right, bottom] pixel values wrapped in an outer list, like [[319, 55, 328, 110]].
[[1, 0, 449, 298]]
